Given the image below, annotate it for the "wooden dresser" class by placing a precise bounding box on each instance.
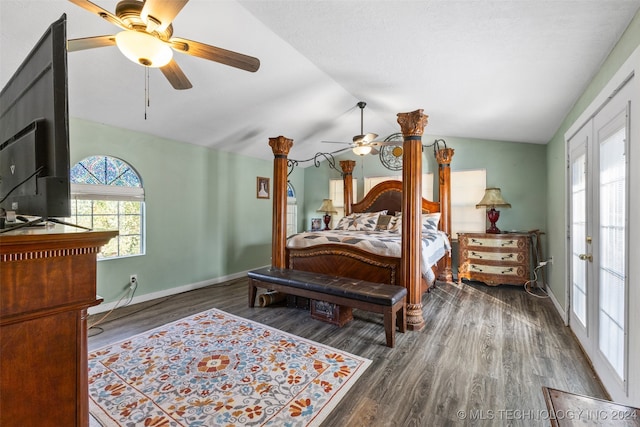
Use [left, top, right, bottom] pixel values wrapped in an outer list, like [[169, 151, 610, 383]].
[[0, 226, 117, 427], [457, 232, 531, 286]]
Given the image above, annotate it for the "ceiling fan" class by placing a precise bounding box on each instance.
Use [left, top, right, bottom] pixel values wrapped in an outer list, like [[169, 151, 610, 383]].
[[322, 101, 394, 156], [66, 0, 260, 90]]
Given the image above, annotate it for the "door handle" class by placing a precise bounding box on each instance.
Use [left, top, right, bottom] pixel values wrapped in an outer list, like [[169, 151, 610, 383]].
[[578, 253, 593, 262]]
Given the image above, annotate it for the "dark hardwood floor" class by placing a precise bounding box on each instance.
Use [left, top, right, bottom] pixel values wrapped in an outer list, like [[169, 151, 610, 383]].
[[88, 278, 606, 426]]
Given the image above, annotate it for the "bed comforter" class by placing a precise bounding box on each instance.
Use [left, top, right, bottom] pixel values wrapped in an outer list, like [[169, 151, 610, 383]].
[[286, 229, 451, 283]]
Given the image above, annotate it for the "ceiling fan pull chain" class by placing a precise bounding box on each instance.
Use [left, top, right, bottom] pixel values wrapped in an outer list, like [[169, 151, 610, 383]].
[[144, 66, 149, 120]]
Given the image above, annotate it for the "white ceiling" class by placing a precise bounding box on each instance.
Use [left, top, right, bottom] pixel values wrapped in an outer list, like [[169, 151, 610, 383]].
[[2, 0, 639, 163]]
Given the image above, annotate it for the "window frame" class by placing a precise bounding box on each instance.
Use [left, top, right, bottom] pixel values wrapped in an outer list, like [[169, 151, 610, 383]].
[[69, 155, 145, 260]]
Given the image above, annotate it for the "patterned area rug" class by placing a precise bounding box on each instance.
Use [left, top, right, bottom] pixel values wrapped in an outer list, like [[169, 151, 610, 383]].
[[89, 308, 371, 426]]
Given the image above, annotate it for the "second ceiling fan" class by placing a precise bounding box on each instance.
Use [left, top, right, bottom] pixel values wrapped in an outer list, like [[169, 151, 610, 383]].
[[323, 102, 395, 156], [67, 0, 260, 90]]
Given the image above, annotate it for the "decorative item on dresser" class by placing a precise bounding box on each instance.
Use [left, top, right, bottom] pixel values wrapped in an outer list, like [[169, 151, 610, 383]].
[[458, 231, 530, 286], [475, 187, 511, 233]]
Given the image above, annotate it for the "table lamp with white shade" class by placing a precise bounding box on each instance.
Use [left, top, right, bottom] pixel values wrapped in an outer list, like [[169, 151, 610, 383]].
[[476, 188, 511, 233], [317, 199, 338, 230]]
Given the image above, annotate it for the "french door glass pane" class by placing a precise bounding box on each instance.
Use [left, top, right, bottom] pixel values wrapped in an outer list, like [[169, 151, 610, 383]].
[[598, 128, 626, 378], [571, 153, 587, 326]]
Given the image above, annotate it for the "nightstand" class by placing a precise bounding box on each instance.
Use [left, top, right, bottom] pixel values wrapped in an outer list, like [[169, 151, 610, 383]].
[[457, 232, 531, 286]]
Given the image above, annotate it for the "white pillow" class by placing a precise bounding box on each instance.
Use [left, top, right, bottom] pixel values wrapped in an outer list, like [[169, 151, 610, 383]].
[[422, 212, 441, 233]]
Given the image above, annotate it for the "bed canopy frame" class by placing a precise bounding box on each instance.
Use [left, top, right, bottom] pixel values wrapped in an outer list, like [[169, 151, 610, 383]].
[[268, 109, 454, 330]]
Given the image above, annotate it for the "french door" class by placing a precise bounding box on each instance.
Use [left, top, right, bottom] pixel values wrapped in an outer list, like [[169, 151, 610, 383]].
[[568, 78, 631, 399]]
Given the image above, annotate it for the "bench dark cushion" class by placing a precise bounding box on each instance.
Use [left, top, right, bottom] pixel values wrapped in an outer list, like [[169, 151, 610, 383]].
[[248, 267, 407, 306]]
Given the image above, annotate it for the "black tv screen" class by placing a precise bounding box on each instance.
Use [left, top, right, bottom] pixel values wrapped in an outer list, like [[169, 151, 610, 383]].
[[0, 14, 70, 219]]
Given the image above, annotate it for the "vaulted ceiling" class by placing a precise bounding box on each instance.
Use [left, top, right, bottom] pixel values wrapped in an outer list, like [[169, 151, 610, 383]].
[[2, 1, 639, 163]]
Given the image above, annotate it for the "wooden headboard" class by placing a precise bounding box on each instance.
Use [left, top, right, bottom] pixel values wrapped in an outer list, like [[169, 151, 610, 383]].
[[350, 180, 441, 216]]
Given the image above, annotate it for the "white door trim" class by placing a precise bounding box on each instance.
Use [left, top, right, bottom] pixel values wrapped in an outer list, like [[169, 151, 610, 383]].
[[563, 44, 640, 406]]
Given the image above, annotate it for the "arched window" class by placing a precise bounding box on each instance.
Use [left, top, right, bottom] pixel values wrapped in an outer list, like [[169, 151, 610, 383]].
[[69, 155, 145, 259], [287, 182, 297, 236]]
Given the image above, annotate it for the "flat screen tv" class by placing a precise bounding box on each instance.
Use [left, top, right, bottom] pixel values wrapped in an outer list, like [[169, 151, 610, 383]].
[[0, 14, 70, 221]]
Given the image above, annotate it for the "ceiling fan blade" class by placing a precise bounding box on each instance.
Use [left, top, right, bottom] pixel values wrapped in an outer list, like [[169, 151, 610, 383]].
[[362, 133, 378, 143], [141, 0, 188, 32], [371, 140, 400, 147], [169, 37, 260, 72], [333, 147, 353, 155], [352, 133, 378, 144], [67, 35, 116, 52], [370, 147, 380, 155], [321, 140, 352, 145], [67, 0, 128, 30], [160, 59, 192, 90]]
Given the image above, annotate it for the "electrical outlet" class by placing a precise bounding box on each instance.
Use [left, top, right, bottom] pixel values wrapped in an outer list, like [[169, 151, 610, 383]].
[[130, 274, 137, 287], [538, 257, 554, 268]]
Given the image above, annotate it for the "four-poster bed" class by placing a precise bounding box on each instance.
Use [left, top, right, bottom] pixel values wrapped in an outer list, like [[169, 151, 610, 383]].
[[268, 109, 454, 331]]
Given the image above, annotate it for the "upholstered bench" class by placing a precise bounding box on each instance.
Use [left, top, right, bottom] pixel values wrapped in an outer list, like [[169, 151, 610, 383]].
[[247, 267, 407, 348]]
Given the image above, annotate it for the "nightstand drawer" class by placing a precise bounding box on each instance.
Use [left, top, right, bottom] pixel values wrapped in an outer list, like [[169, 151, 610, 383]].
[[464, 250, 526, 263], [465, 236, 525, 249], [466, 263, 525, 277]]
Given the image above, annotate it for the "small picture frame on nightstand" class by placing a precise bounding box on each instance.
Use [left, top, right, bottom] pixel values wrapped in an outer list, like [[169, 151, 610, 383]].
[[310, 218, 322, 231]]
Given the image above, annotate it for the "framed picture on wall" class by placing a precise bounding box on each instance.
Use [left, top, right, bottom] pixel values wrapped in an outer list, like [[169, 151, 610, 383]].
[[311, 218, 322, 231], [257, 177, 270, 199]]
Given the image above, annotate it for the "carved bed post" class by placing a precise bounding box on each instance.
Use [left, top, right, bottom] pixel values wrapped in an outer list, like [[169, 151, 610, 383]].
[[269, 136, 294, 269], [340, 160, 356, 216], [436, 147, 455, 282], [397, 109, 428, 331]]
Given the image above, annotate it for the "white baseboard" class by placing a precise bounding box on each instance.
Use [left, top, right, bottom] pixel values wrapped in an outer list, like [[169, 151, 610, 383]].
[[89, 267, 267, 315], [546, 285, 568, 325]]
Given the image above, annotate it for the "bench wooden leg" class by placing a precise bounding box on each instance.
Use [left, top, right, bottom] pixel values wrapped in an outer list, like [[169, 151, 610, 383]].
[[397, 301, 406, 333], [248, 279, 258, 308], [383, 307, 396, 348]]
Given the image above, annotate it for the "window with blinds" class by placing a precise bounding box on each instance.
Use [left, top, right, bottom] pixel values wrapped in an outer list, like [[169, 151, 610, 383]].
[[450, 170, 486, 239], [329, 178, 357, 224], [360, 171, 486, 239]]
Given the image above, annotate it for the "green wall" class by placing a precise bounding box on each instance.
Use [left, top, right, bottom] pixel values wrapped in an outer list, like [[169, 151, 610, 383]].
[[545, 10, 640, 310], [70, 118, 304, 304]]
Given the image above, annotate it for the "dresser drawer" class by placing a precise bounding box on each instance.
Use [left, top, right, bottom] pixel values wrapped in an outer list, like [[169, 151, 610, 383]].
[[464, 236, 527, 249], [465, 263, 527, 277], [463, 249, 526, 263]]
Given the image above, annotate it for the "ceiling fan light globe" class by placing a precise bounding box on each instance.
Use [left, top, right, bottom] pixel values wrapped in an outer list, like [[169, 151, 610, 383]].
[[352, 145, 372, 156], [115, 30, 173, 68]]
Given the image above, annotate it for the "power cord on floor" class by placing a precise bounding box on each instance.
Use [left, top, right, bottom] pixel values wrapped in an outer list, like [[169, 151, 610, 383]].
[[88, 277, 138, 335], [87, 277, 247, 337], [524, 263, 549, 298]]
